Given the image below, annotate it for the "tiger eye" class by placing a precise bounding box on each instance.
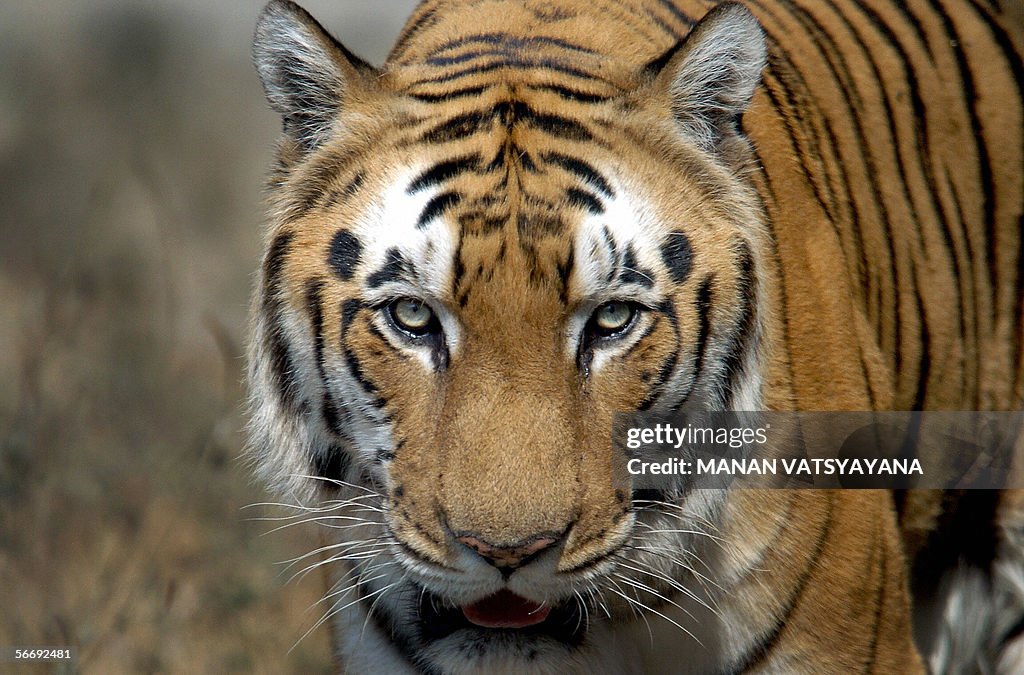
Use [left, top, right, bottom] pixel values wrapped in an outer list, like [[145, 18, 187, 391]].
[[391, 298, 434, 333], [594, 302, 635, 333]]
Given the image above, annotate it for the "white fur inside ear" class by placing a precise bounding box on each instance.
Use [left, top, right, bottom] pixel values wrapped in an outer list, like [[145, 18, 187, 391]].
[[667, 3, 767, 150], [252, 0, 347, 150]]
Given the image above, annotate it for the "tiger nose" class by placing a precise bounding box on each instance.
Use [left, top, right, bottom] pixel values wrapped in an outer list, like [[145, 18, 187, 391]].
[[457, 534, 558, 573]]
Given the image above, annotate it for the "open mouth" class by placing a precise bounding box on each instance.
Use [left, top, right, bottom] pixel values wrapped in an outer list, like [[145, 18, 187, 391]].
[[417, 587, 586, 645], [462, 589, 551, 628]]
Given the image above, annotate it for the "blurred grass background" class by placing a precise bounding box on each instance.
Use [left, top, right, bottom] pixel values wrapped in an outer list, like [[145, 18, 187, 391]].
[[0, 1, 418, 672]]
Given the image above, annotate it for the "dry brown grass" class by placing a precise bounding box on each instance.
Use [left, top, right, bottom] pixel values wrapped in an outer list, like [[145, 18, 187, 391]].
[[0, 217, 334, 674], [0, 1, 416, 672]]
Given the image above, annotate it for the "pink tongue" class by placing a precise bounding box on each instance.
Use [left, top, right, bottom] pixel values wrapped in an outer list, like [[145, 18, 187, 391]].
[[462, 590, 551, 628]]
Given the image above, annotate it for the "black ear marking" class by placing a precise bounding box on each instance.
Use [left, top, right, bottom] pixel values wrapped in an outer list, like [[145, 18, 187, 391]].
[[252, 0, 379, 152], [649, 2, 767, 151]]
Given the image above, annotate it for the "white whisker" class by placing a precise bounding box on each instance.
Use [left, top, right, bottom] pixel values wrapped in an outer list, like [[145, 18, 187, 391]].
[[289, 473, 382, 496], [602, 579, 702, 646], [612, 556, 719, 614]]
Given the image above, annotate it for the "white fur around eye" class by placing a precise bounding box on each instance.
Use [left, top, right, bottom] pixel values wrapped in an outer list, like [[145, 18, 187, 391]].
[[354, 167, 462, 359]]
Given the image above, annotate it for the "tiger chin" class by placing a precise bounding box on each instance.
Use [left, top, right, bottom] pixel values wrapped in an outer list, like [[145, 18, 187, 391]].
[[245, 0, 1024, 673]]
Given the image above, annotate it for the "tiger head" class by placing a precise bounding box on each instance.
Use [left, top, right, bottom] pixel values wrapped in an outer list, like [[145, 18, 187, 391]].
[[248, 0, 769, 666]]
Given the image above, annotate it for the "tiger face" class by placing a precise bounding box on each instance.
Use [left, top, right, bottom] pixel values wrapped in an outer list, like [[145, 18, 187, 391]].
[[249, 0, 772, 670]]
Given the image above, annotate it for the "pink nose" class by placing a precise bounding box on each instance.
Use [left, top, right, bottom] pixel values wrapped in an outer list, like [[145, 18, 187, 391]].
[[456, 534, 558, 570]]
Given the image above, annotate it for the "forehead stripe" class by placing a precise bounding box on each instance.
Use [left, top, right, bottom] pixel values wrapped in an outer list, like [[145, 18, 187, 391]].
[[566, 187, 604, 215], [542, 152, 614, 198], [526, 106, 593, 141], [417, 191, 462, 228], [416, 102, 593, 145], [527, 83, 612, 104], [407, 154, 481, 193], [419, 111, 490, 143], [409, 85, 491, 102], [412, 58, 606, 88], [428, 32, 599, 58]]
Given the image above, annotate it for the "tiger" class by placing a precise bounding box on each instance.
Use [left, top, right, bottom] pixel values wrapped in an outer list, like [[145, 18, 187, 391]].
[[246, 0, 1024, 672]]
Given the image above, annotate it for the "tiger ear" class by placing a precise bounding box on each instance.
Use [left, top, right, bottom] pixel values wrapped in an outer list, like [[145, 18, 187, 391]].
[[253, 0, 378, 153], [648, 2, 766, 152]]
